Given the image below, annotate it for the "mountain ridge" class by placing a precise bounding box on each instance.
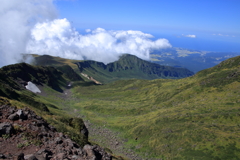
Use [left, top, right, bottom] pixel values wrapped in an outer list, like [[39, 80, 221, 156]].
[[0, 99, 112, 160], [0, 55, 240, 159], [76, 54, 194, 83]]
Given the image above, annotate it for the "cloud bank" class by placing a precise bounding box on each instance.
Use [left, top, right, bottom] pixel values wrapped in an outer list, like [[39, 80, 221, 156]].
[[27, 19, 171, 63], [0, 0, 57, 67], [0, 0, 171, 67]]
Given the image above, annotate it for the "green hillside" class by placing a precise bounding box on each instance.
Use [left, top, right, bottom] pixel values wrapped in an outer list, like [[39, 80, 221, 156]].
[[76, 54, 194, 84], [0, 63, 90, 147], [0, 56, 239, 159], [71, 55, 240, 159], [32, 54, 81, 71], [33, 54, 194, 84]]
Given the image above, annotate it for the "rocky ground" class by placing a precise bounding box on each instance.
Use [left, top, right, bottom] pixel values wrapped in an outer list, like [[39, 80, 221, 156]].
[[84, 120, 144, 160], [23, 82, 156, 160], [0, 103, 112, 160]]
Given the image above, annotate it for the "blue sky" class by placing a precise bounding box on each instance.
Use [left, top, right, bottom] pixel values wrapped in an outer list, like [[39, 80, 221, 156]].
[[54, 0, 240, 52], [0, 0, 239, 67]]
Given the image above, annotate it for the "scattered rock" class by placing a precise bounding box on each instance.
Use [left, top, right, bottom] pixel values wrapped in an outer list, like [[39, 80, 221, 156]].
[[0, 105, 112, 160]]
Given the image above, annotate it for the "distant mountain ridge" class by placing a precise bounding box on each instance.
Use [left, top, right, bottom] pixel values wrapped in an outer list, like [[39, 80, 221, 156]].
[[76, 54, 194, 83]]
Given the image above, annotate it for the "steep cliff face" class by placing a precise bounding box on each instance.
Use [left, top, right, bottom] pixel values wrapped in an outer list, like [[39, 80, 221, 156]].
[[76, 54, 194, 83]]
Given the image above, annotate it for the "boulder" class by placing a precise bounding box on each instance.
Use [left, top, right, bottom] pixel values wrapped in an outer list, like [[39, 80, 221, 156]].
[[54, 137, 63, 144], [17, 109, 27, 120], [24, 154, 38, 160], [8, 113, 19, 120], [17, 153, 24, 160], [54, 153, 66, 160], [0, 154, 6, 159], [0, 122, 15, 136], [83, 144, 96, 160]]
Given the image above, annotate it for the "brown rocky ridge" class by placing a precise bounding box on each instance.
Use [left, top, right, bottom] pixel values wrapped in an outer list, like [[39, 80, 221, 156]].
[[0, 100, 112, 160]]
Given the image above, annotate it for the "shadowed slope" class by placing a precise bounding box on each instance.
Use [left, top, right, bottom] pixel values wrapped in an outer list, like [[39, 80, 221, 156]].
[[76, 54, 194, 83]]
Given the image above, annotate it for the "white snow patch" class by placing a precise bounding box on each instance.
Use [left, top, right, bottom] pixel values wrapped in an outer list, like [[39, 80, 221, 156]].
[[25, 81, 41, 93]]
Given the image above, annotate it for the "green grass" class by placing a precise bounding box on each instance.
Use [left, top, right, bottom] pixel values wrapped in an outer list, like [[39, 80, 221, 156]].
[[77, 54, 193, 84], [68, 56, 240, 159], [72, 83, 240, 159], [1, 56, 240, 159]]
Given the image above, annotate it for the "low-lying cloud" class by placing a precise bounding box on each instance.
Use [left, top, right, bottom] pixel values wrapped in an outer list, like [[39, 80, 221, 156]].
[[27, 19, 171, 63], [0, 0, 57, 67], [0, 0, 172, 67]]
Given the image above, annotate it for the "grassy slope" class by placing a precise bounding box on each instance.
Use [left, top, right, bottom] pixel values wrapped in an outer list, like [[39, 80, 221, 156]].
[[71, 56, 240, 159], [33, 54, 194, 84], [77, 54, 194, 84], [0, 63, 89, 147], [0, 63, 122, 159], [32, 54, 81, 71], [1, 56, 240, 159]]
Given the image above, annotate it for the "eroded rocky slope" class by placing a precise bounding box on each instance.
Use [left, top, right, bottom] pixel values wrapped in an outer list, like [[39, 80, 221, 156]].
[[0, 102, 112, 160]]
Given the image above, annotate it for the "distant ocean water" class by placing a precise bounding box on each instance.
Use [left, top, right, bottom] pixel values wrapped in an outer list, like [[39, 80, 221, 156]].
[[155, 34, 240, 52], [76, 28, 240, 52]]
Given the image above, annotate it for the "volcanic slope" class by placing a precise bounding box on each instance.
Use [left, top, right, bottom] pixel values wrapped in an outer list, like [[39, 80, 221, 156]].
[[0, 56, 240, 159], [75, 54, 194, 83], [0, 62, 126, 159], [71, 55, 240, 159], [0, 63, 128, 159], [33, 54, 194, 84]]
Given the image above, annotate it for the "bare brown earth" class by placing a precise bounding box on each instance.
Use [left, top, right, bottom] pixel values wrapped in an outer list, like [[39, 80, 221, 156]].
[[80, 73, 102, 85]]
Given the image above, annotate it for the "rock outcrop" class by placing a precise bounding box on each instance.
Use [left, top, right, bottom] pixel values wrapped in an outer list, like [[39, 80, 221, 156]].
[[0, 105, 112, 160]]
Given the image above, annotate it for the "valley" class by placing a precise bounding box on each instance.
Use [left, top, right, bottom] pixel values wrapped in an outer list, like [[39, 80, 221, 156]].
[[0, 55, 240, 159], [1, 1, 240, 159]]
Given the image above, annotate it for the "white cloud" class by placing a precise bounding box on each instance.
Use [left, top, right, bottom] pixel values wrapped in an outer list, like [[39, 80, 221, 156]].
[[27, 19, 172, 64], [184, 34, 196, 38], [212, 33, 236, 37], [0, 0, 171, 67], [85, 29, 91, 33], [0, 0, 57, 67]]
